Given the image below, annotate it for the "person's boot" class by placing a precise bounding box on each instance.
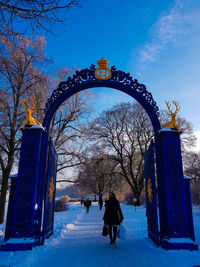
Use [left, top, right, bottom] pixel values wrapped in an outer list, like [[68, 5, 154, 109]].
[[113, 226, 117, 245]]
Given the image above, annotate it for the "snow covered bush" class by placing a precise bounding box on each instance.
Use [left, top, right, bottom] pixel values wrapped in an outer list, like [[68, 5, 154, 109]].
[[55, 195, 70, 212], [123, 189, 146, 206], [123, 191, 134, 205]]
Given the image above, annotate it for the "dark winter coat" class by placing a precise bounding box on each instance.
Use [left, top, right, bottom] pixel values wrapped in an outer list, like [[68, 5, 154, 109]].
[[103, 196, 124, 225]]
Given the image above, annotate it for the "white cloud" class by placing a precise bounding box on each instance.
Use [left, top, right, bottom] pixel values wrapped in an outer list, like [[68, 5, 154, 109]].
[[156, 1, 189, 45], [140, 44, 161, 63], [139, 0, 200, 64]]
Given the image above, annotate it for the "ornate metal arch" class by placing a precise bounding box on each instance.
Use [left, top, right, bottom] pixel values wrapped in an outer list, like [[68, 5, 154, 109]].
[[43, 64, 161, 134]]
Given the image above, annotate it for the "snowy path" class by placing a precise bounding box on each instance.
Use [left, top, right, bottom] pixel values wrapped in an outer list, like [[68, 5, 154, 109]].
[[1, 203, 200, 266]]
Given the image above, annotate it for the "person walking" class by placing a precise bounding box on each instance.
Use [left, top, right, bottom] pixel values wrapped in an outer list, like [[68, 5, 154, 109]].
[[84, 198, 91, 213], [103, 193, 124, 245], [98, 196, 103, 210]]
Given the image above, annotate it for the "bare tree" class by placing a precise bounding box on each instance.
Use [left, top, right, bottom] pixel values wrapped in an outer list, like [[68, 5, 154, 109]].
[[0, 35, 47, 223], [103, 160, 125, 194], [77, 152, 124, 198], [84, 102, 153, 205], [183, 151, 200, 183], [0, 36, 94, 224], [47, 69, 93, 184], [183, 150, 200, 204], [0, 0, 80, 36], [0, 41, 94, 222], [83, 102, 196, 205]]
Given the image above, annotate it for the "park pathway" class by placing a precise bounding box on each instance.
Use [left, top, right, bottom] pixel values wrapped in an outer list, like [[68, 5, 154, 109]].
[[1, 204, 200, 267], [30, 203, 149, 267], [31, 204, 130, 267]]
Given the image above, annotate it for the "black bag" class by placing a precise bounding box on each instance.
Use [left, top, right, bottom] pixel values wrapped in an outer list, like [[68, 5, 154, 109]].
[[102, 225, 108, 236]]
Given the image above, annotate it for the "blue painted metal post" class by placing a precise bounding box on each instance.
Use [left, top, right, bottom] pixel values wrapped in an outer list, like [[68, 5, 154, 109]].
[[32, 131, 49, 239], [184, 176, 195, 241], [155, 129, 198, 250], [4, 175, 18, 241], [2, 126, 44, 251]]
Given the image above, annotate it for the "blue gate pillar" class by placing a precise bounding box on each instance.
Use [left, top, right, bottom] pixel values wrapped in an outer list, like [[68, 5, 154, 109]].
[[155, 128, 198, 250], [2, 126, 45, 251]]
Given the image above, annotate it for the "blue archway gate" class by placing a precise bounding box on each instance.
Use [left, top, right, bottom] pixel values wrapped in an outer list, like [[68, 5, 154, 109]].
[[2, 61, 198, 251]]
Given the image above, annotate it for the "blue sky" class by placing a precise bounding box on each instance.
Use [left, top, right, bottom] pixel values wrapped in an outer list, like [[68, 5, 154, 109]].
[[44, 0, 200, 134]]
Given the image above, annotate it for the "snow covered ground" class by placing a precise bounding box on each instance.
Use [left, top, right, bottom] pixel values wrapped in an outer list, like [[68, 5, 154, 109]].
[[1, 203, 200, 267]]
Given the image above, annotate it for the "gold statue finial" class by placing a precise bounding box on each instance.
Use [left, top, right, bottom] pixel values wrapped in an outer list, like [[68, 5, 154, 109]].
[[21, 96, 42, 129], [95, 57, 112, 80], [48, 177, 54, 203], [162, 100, 180, 132], [147, 178, 153, 203]]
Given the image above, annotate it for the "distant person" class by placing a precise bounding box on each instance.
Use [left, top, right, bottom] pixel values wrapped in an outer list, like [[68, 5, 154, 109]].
[[84, 198, 91, 213], [103, 193, 124, 245], [98, 196, 103, 210]]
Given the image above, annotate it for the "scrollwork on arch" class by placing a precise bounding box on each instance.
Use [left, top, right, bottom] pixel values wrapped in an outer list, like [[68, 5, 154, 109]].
[[44, 64, 159, 118]]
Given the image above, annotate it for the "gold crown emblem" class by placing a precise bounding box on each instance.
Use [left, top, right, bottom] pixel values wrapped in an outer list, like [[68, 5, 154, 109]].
[[95, 57, 111, 80], [97, 57, 109, 68]]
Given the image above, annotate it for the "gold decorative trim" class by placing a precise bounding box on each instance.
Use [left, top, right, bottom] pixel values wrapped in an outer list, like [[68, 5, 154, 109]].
[[147, 178, 153, 203], [48, 177, 54, 203]]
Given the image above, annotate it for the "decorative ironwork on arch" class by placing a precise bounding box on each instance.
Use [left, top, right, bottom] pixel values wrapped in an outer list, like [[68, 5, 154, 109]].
[[43, 64, 161, 134]]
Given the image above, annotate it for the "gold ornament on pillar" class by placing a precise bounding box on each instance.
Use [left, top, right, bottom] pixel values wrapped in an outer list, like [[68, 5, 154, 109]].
[[21, 96, 42, 129], [162, 101, 180, 133]]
